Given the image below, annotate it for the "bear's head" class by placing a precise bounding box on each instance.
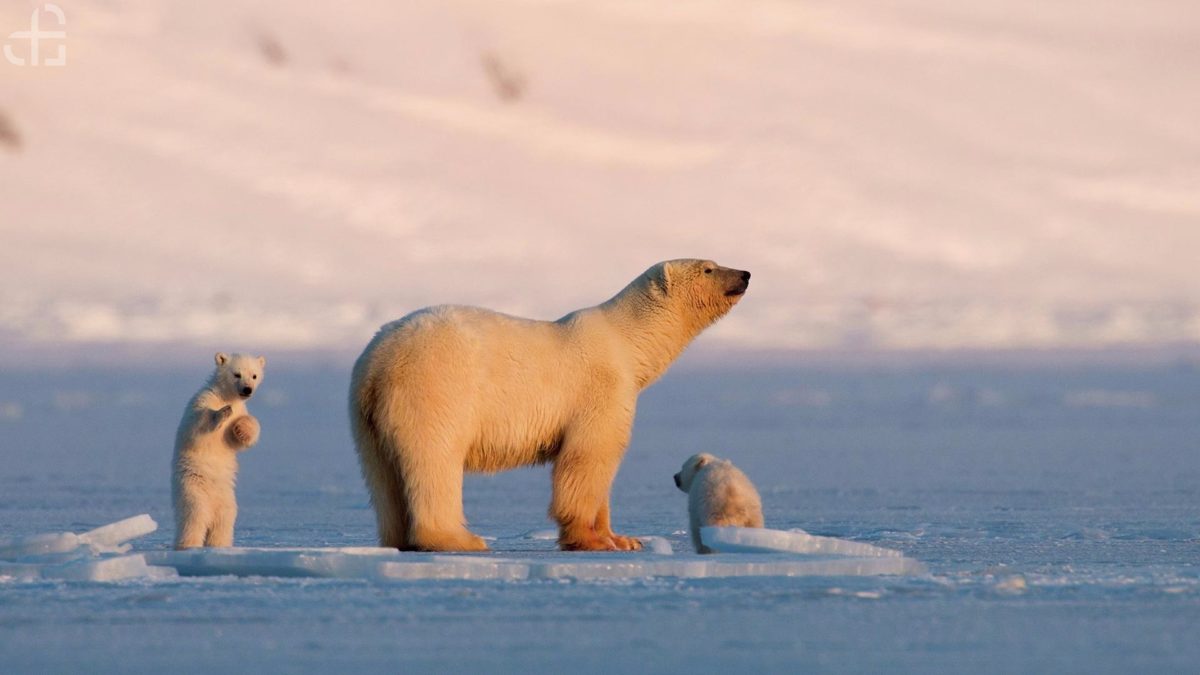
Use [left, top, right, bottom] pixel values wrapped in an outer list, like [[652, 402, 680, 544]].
[[213, 352, 266, 400], [645, 259, 750, 327], [674, 452, 718, 492]]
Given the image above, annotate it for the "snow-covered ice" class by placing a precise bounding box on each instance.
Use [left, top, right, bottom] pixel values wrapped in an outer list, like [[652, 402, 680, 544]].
[[3, 360, 1200, 673], [0, 514, 158, 560], [144, 545, 918, 581], [1, 512, 919, 583], [144, 547, 402, 580], [4, 518, 911, 583], [702, 526, 908, 558], [78, 514, 158, 551], [43, 554, 175, 583], [0, 515, 172, 582], [0, 532, 86, 559]]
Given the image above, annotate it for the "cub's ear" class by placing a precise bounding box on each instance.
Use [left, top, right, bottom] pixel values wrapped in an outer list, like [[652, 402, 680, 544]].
[[694, 454, 712, 468], [257, 356, 267, 368], [214, 352, 228, 367]]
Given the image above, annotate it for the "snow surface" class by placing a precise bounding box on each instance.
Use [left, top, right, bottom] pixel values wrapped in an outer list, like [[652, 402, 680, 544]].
[[143, 544, 920, 581], [702, 526, 907, 558], [3, 0, 1200, 360], [2, 364, 1199, 673]]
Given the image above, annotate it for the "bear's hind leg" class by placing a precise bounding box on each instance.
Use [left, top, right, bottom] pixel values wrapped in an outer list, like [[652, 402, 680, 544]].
[[174, 494, 211, 550], [356, 433, 410, 549], [401, 451, 487, 552], [373, 463, 410, 549], [205, 501, 237, 547]]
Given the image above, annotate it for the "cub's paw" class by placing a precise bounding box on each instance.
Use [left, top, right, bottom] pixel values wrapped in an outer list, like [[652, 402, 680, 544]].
[[206, 405, 234, 432], [228, 415, 260, 448]]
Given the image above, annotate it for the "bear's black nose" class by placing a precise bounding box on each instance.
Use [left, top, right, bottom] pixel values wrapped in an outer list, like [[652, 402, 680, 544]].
[[241, 386, 253, 397], [673, 473, 682, 488], [741, 270, 751, 282]]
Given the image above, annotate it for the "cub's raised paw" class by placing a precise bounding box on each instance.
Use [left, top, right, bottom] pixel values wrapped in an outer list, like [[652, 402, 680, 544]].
[[228, 415, 260, 448]]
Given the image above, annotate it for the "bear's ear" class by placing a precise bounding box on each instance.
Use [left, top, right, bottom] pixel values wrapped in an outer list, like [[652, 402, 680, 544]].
[[214, 352, 228, 367], [694, 453, 712, 468], [660, 261, 675, 289], [257, 356, 266, 368], [648, 262, 672, 296]]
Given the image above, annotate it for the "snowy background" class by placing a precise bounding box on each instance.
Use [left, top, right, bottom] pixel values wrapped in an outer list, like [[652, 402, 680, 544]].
[[2, 0, 1200, 359], [3, 0, 1200, 673]]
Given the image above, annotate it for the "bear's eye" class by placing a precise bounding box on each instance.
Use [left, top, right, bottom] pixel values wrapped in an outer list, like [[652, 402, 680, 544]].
[[234, 373, 242, 379], [252, 374, 258, 380], [704, 268, 713, 275]]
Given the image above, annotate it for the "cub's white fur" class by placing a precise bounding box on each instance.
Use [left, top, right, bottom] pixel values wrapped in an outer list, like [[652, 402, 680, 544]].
[[674, 453, 764, 554], [172, 352, 265, 549]]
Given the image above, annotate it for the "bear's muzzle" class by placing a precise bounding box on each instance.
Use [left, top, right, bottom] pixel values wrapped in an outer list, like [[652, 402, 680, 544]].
[[723, 269, 751, 297]]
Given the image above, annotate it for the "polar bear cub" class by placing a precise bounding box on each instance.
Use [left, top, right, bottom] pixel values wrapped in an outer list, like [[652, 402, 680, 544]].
[[172, 352, 265, 549], [674, 453, 764, 554]]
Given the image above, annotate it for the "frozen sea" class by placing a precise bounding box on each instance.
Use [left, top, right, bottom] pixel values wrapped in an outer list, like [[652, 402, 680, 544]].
[[1, 357, 1198, 674]]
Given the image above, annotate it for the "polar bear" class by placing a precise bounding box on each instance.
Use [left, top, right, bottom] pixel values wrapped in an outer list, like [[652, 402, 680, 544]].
[[350, 259, 750, 552], [172, 352, 265, 549], [673, 453, 764, 553]]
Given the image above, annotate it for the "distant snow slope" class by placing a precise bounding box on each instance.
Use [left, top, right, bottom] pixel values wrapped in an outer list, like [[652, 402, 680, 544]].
[[2, 0, 1198, 355]]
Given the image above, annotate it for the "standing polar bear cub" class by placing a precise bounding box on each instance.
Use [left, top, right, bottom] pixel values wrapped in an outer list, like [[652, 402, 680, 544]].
[[674, 453, 765, 553], [351, 259, 750, 552], [172, 352, 265, 549]]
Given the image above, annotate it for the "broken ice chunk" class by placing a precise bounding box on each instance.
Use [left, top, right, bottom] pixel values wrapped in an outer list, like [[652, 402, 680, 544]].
[[0, 515, 159, 560], [637, 536, 674, 555], [701, 526, 905, 558], [0, 532, 85, 559], [41, 554, 173, 582], [79, 515, 158, 551]]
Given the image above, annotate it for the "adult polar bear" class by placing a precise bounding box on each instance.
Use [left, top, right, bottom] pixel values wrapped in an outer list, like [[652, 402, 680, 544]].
[[350, 259, 750, 552]]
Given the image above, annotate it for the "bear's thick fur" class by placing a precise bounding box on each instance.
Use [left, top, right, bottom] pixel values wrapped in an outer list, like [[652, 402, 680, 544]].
[[674, 453, 764, 553], [350, 259, 750, 551], [172, 352, 264, 549]]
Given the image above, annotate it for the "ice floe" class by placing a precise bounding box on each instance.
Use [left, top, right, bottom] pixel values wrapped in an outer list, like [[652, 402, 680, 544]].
[[2, 517, 923, 583], [145, 548, 923, 581]]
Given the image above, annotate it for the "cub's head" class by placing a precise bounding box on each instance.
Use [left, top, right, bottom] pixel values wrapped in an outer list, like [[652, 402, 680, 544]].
[[674, 453, 718, 493], [644, 259, 750, 326], [213, 352, 266, 400]]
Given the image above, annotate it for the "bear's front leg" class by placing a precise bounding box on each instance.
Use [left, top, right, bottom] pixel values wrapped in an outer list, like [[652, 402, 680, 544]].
[[551, 417, 640, 552], [595, 502, 642, 551], [205, 405, 233, 433], [228, 414, 260, 450]]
